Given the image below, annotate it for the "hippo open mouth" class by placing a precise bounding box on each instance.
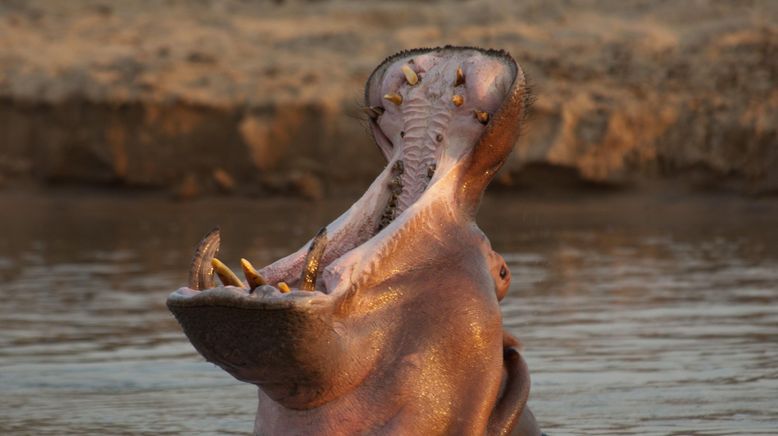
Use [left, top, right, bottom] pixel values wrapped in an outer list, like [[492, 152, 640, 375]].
[[167, 47, 537, 435]]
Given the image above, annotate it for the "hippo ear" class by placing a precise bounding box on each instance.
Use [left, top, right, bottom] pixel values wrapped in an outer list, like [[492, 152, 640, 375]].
[[458, 58, 530, 216]]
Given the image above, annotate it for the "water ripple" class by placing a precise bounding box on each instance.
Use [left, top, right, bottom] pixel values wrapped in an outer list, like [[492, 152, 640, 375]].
[[1, 193, 776, 434]]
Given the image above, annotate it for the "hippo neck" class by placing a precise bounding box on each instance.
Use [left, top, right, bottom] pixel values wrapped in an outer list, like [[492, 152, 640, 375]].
[[254, 221, 506, 434]]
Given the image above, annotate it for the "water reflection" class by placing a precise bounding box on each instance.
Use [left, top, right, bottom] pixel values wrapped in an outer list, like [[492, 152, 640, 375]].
[[0, 192, 776, 434]]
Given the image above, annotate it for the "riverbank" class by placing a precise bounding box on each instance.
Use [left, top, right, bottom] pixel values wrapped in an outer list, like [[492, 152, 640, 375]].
[[1, 0, 776, 198]]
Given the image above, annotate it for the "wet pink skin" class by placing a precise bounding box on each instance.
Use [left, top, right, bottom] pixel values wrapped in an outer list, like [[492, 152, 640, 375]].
[[167, 47, 539, 435]]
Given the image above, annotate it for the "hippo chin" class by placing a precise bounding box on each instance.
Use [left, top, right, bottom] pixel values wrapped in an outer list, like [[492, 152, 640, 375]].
[[167, 46, 539, 435]]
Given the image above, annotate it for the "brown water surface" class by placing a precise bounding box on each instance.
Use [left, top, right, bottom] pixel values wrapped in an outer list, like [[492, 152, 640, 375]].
[[0, 191, 776, 435]]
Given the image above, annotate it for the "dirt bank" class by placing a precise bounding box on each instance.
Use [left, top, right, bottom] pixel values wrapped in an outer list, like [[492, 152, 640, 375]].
[[0, 0, 776, 197]]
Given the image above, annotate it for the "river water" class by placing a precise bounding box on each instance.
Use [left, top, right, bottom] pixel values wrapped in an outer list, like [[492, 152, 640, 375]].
[[0, 191, 776, 435]]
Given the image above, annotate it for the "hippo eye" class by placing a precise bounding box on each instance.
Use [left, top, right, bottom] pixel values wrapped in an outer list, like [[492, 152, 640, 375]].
[[499, 265, 507, 279]]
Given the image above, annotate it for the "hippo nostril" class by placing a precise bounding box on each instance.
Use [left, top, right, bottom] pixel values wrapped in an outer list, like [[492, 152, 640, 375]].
[[499, 265, 508, 279]]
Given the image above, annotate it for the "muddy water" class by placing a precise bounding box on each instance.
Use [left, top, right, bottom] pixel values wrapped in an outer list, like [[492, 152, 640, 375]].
[[0, 191, 775, 435]]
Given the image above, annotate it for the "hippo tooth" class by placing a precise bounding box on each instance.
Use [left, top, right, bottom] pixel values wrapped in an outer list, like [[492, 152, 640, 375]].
[[277, 281, 291, 293], [241, 258, 267, 293], [401, 64, 418, 85], [473, 109, 490, 125], [211, 258, 244, 288], [455, 66, 465, 86], [363, 105, 385, 120], [300, 227, 329, 291], [188, 227, 220, 290], [452, 94, 464, 107], [383, 92, 403, 105]]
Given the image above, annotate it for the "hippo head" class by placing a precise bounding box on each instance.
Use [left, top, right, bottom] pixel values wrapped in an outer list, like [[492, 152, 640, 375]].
[[167, 47, 536, 435]]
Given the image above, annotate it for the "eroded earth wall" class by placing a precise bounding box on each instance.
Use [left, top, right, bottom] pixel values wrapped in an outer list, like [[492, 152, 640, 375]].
[[0, 0, 776, 196]]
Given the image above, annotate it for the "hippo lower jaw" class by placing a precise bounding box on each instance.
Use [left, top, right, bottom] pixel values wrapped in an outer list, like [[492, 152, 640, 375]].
[[167, 47, 538, 435]]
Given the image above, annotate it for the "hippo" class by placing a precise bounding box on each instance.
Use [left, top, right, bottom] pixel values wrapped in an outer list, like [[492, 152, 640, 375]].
[[167, 46, 539, 435]]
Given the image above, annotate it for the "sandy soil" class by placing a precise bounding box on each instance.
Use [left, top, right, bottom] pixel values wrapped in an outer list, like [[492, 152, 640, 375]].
[[0, 0, 776, 197]]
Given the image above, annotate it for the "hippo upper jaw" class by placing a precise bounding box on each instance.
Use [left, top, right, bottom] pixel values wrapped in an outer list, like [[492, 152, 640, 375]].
[[167, 46, 534, 433]]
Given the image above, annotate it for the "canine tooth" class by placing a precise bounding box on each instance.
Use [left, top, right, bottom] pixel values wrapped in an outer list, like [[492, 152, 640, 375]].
[[211, 258, 244, 287], [300, 227, 328, 291], [240, 258, 267, 292], [474, 109, 490, 125], [188, 228, 220, 290], [452, 94, 464, 107], [383, 92, 403, 105], [277, 281, 291, 293], [401, 64, 418, 85], [363, 106, 385, 120], [455, 66, 465, 86]]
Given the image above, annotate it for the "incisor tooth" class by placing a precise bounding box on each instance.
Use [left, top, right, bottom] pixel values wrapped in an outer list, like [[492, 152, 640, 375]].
[[277, 282, 291, 293], [474, 109, 490, 125], [383, 92, 403, 105], [452, 95, 464, 107], [211, 258, 243, 287], [240, 258, 267, 291], [401, 64, 418, 85], [455, 66, 465, 86]]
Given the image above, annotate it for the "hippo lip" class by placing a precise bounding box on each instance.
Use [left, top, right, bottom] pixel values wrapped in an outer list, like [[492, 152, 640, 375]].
[[168, 46, 526, 311], [167, 285, 332, 308]]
